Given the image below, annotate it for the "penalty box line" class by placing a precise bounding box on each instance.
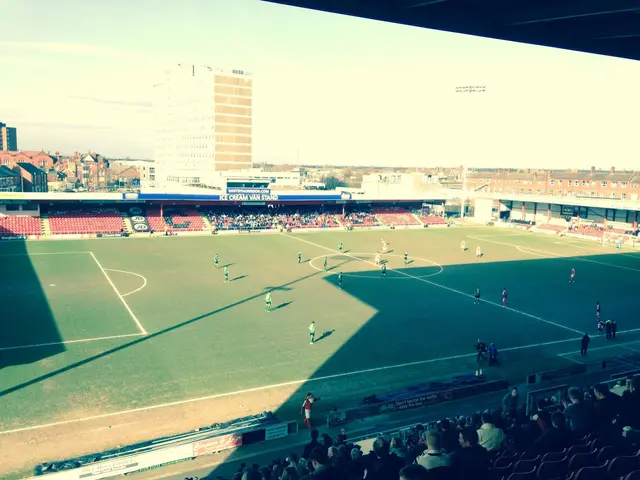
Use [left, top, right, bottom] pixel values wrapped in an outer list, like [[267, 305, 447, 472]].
[[0, 333, 146, 352], [281, 233, 583, 335], [89, 252, 147, 335], [468, 235, 640, 274]]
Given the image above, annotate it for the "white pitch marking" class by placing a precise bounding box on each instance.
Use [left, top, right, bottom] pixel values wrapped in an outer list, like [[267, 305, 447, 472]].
[[564, 242, 640, 260], [0, 334, 594, 436], [308, 252, 444, 280], [49, 284, 56, 287], [5, 328, 640, 436], [0, 333, 145, 352], [89, 252, 147, 335], [468, 235, 640, 273], [516, 246, 549, 258], [0, 251, 92, 258], [471, 233, 533, 239], [284, 233, 583, 335], [557, 343, 625, 357], [103, 269, 148, 297]]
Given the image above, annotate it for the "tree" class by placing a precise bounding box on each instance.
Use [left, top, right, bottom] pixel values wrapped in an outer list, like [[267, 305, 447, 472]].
[[322, 175, 348, 190]]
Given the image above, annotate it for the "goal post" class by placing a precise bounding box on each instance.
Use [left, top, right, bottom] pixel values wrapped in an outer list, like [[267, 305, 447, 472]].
[[603, 232, 638, 248]]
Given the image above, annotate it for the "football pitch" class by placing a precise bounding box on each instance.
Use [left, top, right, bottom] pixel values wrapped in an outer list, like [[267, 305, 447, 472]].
[[1, 226, 640, 474]]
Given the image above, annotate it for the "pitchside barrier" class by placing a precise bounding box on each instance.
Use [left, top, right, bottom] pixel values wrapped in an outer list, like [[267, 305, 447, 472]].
[[27, 412, 298, 480], [327, 376, 509, 428]]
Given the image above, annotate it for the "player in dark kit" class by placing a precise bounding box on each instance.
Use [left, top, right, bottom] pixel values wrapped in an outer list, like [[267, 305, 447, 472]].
[[502, 288, 508, 308], [474, 286, 481, 305], [404, 252, 408, 265], [338, 272, 343, 288], [381, 264, 387, 278]]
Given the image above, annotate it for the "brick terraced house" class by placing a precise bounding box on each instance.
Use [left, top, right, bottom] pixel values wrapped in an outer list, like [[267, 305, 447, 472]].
[[466, 167, 640, 201]]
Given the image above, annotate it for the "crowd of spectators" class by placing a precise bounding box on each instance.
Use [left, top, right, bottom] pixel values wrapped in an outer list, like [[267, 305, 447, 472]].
[[344, 210, 379, 226], [227, 379, 640, 480], [205, 207, 341, 231]]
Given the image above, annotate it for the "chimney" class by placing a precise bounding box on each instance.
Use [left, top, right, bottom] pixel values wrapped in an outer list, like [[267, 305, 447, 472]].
[[610, 166, 615, 175], [591, 166, 596, 174]]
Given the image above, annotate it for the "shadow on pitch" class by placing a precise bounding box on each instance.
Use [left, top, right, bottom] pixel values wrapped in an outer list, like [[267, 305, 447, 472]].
[[0, 234, 64, 369], [233, 275, 249, 282], [0, 258, 356, 397], [272, 301, 293, 311], [315, 330, 335, 343]]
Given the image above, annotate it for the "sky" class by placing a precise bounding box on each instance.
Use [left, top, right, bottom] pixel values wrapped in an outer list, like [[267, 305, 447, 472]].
[[1, 0, 639, 169]]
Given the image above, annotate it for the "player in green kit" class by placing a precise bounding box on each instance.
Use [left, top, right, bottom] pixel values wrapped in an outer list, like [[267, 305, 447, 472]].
[[381, 264, 387, 278], [309, 321, 316, 344], [224, 265, 229, 283], [338, 272, 343, 289], [324, 257, 328, 272], [265, 292, 272, 312], [297, 252, 302, 264], [214, 254, 219, 269], [338, 242, 343, 252]]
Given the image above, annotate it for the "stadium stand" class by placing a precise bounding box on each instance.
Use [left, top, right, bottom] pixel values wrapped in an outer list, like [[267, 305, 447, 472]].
[[47, 208, 124, 235], [0, 215, 42, 236], [202, 207, 341, 231], [215, 379, 640, 480], [373, 207, 421, 226], [421, 215, 448, 226], [146, 206, 207, 233], [537, 224, 566, 234], [345, 209, 381, 227]]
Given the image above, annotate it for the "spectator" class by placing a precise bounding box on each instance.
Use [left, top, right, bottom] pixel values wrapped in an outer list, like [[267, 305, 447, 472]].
[[593, 383, 622, 431], [477, 411, 505, 452], [242, 470, 262, 480], [399, 464, 429, 480], [285, 454, 298, 468], [303, 429, 321, 459], [281, 466, 299, 480], [327, 446, 338, 460], [416, 431, 451, 474], [259, 466, 271, 480], [363, 437, 405, 480], [320, 433, 333, 450], [621, 377, 640, 429], [307, 446, 334, 480], [450, 427, 490, 480], [502, 387, 519, 416], [350, 447, 363, 461], [296, 458, 309, 477], [439, 418, 459, 453], [530, 411, 571, 455], [564, 387, 594, 436], [389, 436, 408, 463]]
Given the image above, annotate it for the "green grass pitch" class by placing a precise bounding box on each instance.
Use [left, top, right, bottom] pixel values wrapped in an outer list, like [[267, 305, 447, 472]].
[[1, 226, 639, 434]]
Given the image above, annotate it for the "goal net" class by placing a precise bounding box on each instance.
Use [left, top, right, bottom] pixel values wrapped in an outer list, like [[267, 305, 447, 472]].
[[602, 232, 638, 248]]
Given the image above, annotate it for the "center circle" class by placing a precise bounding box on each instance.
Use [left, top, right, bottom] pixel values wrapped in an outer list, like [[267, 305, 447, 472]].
[[308, 252, 443, 279]]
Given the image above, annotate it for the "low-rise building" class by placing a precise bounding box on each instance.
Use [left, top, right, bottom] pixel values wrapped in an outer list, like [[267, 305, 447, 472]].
[[15, 162, 48, 192], [466, 167, 640, 201], [0, 165, 21, 192]]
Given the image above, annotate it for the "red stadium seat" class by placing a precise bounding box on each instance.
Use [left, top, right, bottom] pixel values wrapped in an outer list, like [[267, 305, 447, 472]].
[[48, 208, 124, 235], [372, 207, 421, 226], [0, 215, 42, 236]]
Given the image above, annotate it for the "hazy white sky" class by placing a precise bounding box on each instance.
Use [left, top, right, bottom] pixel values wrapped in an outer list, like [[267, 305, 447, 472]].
[[1, 0, 639, 169]]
